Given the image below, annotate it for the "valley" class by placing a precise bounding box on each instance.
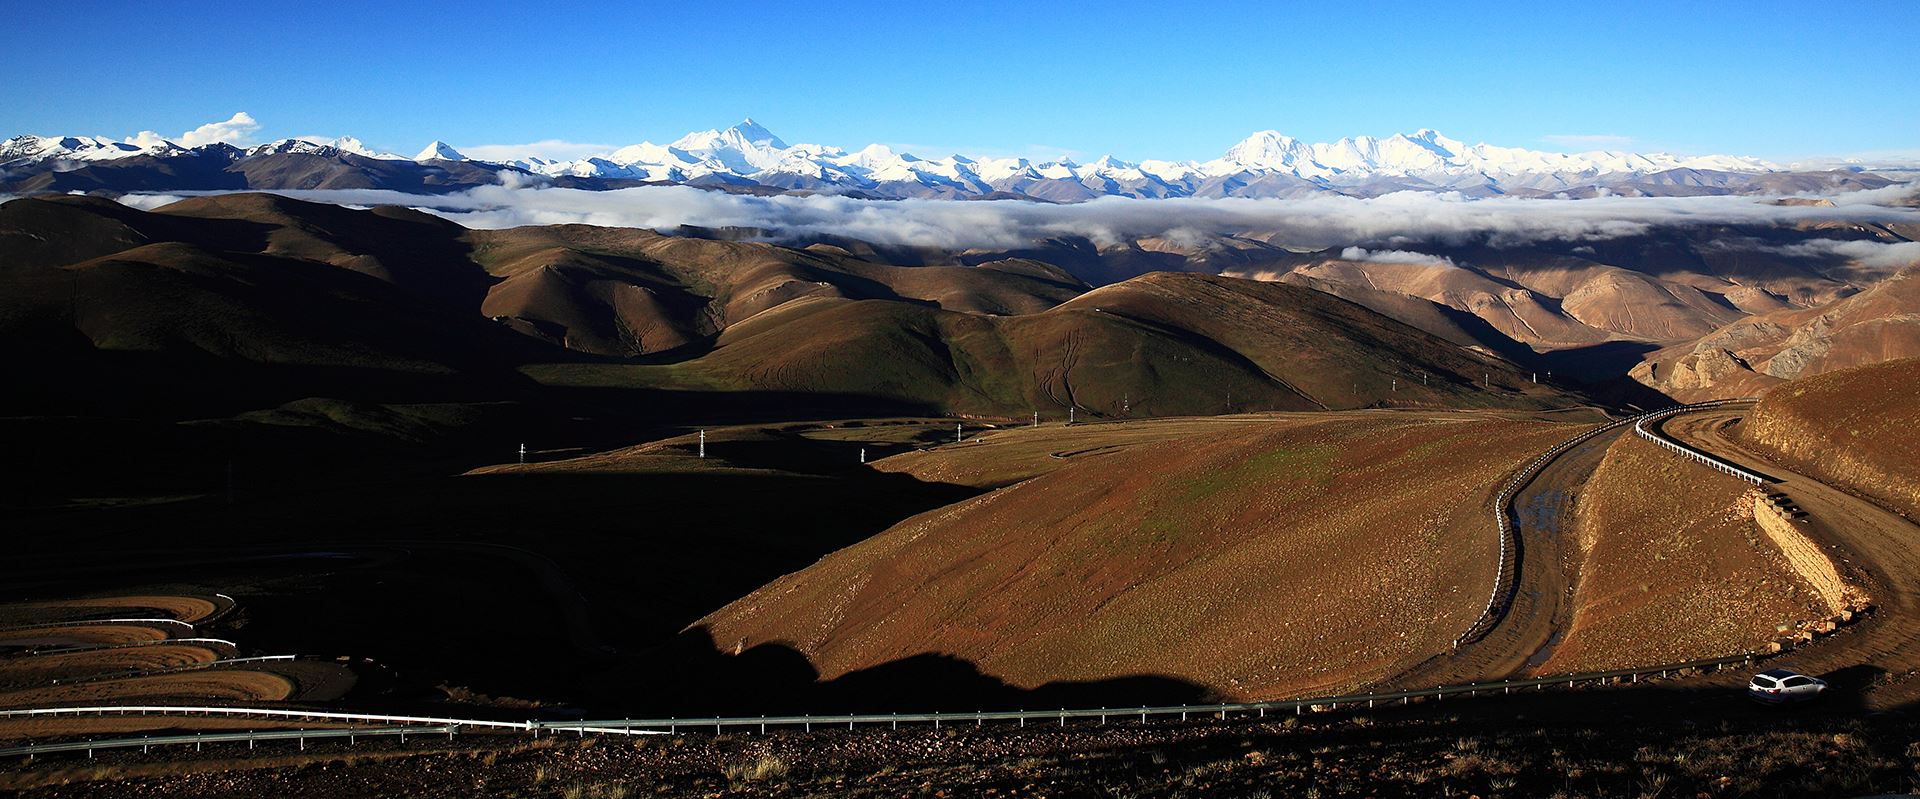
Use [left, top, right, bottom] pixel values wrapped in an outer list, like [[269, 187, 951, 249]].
[[2, 186, 1918, 794]]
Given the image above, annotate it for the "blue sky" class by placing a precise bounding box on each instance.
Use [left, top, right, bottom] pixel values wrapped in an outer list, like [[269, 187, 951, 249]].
[[4, 0, 1914, 162]]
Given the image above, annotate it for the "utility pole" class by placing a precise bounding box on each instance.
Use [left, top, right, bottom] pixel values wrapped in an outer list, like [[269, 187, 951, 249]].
[[698, 429, 705, 458]]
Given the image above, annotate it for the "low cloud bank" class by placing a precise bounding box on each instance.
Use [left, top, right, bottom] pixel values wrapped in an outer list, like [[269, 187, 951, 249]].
[[1774, 239, 1920, 269], [1338, 246, 1457, 268], [117, 182, 1920, 255]]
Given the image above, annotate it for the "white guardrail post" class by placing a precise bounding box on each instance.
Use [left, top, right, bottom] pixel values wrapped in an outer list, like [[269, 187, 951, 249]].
[[1631, 399, 1766, 486]]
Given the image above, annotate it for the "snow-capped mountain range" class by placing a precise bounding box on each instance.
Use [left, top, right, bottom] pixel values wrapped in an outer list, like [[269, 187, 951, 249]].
[[482, 120, 1787, 198], [1, 120, 1904, 201]]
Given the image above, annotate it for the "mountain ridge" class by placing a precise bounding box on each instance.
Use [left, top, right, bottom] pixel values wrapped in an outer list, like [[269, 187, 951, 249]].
[[5, 121, 1909, 201]]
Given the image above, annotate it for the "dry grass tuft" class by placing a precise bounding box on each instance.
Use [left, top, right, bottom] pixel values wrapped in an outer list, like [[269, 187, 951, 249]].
[[722, 753, 790, 783]]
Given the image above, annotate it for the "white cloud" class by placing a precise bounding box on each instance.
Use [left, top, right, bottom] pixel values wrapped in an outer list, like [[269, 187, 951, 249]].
[[1541, 134, 1636, 149], [1770, 238, 1920, 269], [125, 112, 260, 149], [113, 183, 1920, 254], [458, 140, 620, 162], [1338, 246, 1457, 268]]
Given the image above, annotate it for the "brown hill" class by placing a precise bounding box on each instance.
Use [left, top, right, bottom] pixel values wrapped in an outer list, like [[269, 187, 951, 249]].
[[470, 225, 1085, 357], [695, 414, 1579, 701], [1628, 265, 1920, 401], [0, 193, 1592, 428], [533, 272, 1583, 418], [1739, 357, 1920, 518], [154, 193, 491, 309]]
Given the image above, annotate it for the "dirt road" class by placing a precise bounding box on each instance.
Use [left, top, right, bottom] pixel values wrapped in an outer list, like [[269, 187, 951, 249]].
[[1389, 423, 1628, 687], [1661, 405, 1920, 707]]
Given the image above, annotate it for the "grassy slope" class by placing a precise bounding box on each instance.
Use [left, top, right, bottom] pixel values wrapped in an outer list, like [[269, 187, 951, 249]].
[[699, 414, 1577, 701], [1740, 356, 1920, 518]]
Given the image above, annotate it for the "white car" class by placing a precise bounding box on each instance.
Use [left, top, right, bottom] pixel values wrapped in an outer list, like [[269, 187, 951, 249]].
[[1748, 668, 1826, 703]]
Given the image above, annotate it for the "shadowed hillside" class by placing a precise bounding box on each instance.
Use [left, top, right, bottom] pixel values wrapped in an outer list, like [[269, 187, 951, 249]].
[[532, 273, 1587, 418]]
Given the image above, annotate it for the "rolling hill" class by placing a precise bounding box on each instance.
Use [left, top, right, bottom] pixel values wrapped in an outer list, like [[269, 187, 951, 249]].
[[2, 193, 1588, 426], [529, 271, 1584, 418]]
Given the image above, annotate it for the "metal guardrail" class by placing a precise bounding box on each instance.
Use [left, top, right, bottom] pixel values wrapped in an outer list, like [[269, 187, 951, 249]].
[[532, 652, 1763, 735], [20, 638, 240, 657], [0, 653, 1760, 759], [1632, 400, 1768, 485], [0, 705, 535, 731], [1452, 409, 1653, 648], [0, 618, 195, 633], [0, 725, 460, 757]]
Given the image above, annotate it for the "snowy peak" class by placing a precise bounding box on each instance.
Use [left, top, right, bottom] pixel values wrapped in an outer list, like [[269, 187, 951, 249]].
[[671, 118, 790, 154], [245, 137, 404, 160], [1, 134, 155, 164], [413, 140, 466, 162], [729, 118, 786, 149], [1222, 130, 1313, 169], [487, 122, 1796, 198]]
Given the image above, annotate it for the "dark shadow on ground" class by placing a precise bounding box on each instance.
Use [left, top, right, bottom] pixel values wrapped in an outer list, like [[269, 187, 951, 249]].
[[1534, 341, 1664, 385], [1, 460, 984, 705], [591, 627, 1212, 717]]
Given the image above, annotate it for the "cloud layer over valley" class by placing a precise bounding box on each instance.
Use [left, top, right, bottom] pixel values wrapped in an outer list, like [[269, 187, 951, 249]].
[[113, 181, 1920, 258]]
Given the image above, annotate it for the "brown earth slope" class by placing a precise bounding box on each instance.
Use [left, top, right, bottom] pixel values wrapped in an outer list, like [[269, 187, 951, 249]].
[[470, 224, 1087, 357], [1539, 434, 1831, 673], [698, 414, 1578, 701], [1738, 357, 1920, 518]]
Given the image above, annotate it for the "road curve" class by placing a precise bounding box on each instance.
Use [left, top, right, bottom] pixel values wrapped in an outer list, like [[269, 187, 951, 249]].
[[1660, 404, 1920, 707], [1388, 421, 1631, 688]]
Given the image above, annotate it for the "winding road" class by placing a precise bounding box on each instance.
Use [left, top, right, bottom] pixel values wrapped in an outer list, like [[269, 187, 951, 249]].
[[1658, 404, 1920, 707], [1392, 420, 1636, 687]]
